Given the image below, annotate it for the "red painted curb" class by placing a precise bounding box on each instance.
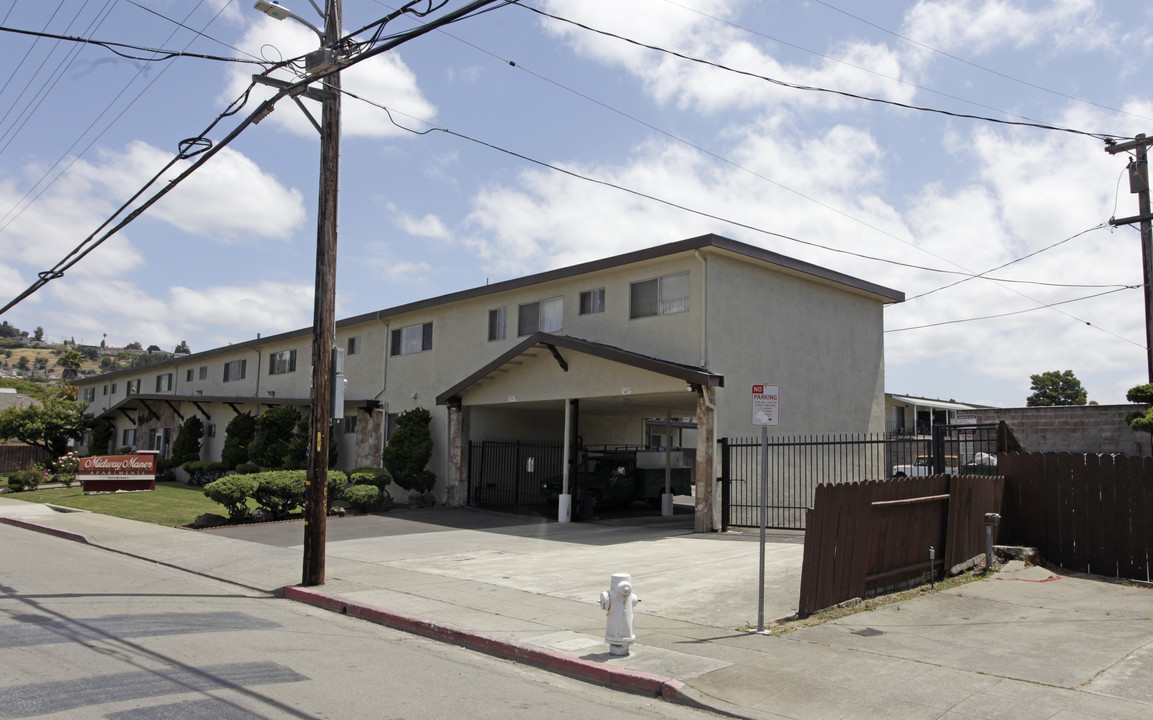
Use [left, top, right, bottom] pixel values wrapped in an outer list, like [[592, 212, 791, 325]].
[[0, 517, 89, 544], [285, 586, 683, 699]]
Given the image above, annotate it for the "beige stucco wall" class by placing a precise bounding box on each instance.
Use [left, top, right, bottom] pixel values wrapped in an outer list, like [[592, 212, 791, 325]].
[[703, 250, 888, 440]]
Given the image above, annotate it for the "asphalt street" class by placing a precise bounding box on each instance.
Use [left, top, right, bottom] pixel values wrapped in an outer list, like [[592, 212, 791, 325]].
[[0, 524, 722, 720]]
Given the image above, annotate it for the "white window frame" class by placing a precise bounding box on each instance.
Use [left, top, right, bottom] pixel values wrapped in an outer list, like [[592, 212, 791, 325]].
[[223, 358, 247, 382], [630, 271, 690, 319], [268, 349, 297, 376], [579, 288, 605, 315], [518, 296, 563, 336], [155, 373, 172, 392]]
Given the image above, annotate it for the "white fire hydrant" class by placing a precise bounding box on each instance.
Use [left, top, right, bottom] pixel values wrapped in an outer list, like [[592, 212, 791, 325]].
[[598, 573, 640, 656]]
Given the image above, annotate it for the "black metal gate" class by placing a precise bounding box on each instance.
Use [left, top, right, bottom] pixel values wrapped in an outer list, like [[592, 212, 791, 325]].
[[720, 424, 1001, 531], [467, 439, 563, 512]]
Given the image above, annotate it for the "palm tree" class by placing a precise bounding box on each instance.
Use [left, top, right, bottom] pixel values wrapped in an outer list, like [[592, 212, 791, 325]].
[[58, 348, 84, 381]]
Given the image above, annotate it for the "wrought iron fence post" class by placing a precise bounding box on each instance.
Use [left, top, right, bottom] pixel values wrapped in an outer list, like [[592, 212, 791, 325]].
[[719, 437, 730, 533]]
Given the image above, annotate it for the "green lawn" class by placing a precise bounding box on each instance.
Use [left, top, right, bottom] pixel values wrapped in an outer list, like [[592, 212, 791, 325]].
[[2, 481, 226, 527]]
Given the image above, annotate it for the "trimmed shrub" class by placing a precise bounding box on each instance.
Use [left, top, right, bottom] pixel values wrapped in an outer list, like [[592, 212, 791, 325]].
[[171, 416, 204, 465], [344, 484, 381, 513], [381, 408, 436, 493], [221, 412, 256, 470], [183, 460, 227, 487], [7, 467, 44, 492], [203, 476, 258, 521], [327, 470, 348, 513], [235, 462, 260, 475], [249, 470, 307, 519], [349, 466, 392, 491], [249, 406, 303, 469], [88, 421, 114, 456]]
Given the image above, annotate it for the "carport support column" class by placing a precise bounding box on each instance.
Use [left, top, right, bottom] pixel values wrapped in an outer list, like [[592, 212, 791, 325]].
[[559, 398, 573, 523], [694, 385, 717, 533], [446, 405, 469, 507]]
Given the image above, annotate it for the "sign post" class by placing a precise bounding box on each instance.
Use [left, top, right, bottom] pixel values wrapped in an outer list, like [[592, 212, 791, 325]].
[[751, 384, 779, 633]]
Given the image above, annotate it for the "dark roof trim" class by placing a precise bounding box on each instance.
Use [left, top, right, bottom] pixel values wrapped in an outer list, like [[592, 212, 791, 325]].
[[91, 394, 378, 421], [435, 332, 724, 407], [82, 234, 902, 383]]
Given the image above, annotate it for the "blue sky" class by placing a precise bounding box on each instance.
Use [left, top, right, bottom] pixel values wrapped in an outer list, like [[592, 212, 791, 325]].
[[1, 0, 1152, 408]]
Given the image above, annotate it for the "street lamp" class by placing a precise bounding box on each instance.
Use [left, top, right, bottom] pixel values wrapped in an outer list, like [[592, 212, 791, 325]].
[[253, 0, 324, 39]]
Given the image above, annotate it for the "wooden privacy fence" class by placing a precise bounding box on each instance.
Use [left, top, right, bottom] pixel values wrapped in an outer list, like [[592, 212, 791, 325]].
[[0, 444, 52, 473], [998, 452, 1151, 582], [798, 474, 1004, 617]]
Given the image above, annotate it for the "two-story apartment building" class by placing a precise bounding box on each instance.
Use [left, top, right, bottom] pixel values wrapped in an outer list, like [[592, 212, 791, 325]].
[[75, 234, 903, 530]]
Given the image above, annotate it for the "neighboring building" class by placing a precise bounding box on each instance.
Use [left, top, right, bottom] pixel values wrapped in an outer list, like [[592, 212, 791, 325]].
[[74, 234, 903, 530], [0, 387, 38, 413], [885, 394, 993, 436]]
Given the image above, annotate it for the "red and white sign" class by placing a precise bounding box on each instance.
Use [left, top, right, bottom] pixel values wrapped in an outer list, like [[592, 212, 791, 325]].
[[751, 384, 780, 427], [79, 454, 157, 493]]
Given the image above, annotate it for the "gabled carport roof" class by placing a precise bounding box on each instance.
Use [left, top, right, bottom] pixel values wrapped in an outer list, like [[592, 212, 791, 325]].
[[435, 332, 723, 408]]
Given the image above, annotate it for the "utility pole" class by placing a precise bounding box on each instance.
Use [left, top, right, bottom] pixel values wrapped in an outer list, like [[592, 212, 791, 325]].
[[302, 0, 342, 587], [1107, 134, 1153, 383]]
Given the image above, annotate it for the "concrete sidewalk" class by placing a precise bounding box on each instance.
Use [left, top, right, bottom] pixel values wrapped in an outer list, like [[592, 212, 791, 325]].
[[2, 497, 1151, 719]]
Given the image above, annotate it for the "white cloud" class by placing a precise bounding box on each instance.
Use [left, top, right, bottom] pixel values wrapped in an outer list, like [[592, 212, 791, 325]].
[[226, 19, 438, 138], [170, 281, 314, 342], [395, 211, 451, 241], [902, 0, 1113, 56]]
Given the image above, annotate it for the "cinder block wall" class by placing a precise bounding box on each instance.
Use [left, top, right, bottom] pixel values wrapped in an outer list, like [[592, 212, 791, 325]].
[[972, 405, 1152, 457]]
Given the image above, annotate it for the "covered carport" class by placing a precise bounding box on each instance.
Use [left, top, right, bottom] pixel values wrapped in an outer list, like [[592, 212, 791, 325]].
[[436, 332, 724, 531]]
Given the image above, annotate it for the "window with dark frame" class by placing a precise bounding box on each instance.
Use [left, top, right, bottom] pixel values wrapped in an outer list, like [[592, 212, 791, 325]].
[[223, 358, 247, 382], [390, 322, 433, 356], [579, 288, 605, 315], [488, 307, 506, 341], [268, 349, 297, 375]]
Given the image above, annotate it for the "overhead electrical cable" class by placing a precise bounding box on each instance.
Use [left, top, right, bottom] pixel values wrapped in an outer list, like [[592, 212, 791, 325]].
[[657, 0, 1056, 128], [343, 87, 1140, 343], [810, 0, 1153, 124], [886, 287, 1138, 333], [124, 0, 263, 62], [515, 3, 1126, 143], [0, 25, 271, 64], [0, 0, 254, 234], [0, 0, 512, 314]]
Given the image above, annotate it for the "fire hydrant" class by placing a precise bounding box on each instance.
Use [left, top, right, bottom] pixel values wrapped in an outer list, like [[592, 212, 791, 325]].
[[598, 573, 640, 656]]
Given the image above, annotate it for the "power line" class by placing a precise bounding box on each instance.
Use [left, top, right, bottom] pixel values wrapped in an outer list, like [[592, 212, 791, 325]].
[[886, 286, 1138, 334], [810, 0, 1153, 125], [0, 25, 271, 65], [516, 3, 1127, 143]]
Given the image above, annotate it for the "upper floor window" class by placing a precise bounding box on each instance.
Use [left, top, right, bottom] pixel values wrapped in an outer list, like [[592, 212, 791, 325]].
[[102, 384, 108, 395], [198, 366, 208, 380], [126, 379, 140, 395], [579, 288, 605, 315], [223, 358, 247, 382], [156, 373, 172, 392], [390, 322, 432, 356], [83, 387, 96, 402], [518, 296, 562, 336], [269, 349, 297, 375], [347, 336, 360, 355], [488, 307, 506, 341], [630, 272, 689, 319], [186, 369, 195, 382], [111, 382, 117, 394]]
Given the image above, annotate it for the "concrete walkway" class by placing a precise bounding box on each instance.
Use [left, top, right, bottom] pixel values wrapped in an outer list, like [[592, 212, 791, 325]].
[[2, 497, 1151, 719]]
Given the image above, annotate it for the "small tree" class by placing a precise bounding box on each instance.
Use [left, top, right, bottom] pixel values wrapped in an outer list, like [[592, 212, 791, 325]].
[[249, 405, 302, 469], [0, 394, 90, 456], [1026, 370, 1088, 407], [174, 340, 190, 354], [33, 326, 44, 342], [1125, 384, 1153, 450], [381, 407, 436, 494], [284, 413, 339, 469], [170, 416, 204, 465], [221, 412, 257, 470]]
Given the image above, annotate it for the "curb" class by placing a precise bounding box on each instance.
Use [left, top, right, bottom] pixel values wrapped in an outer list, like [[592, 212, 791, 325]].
[[284, 586, 685, 701], [0, 516, 90, 544]]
